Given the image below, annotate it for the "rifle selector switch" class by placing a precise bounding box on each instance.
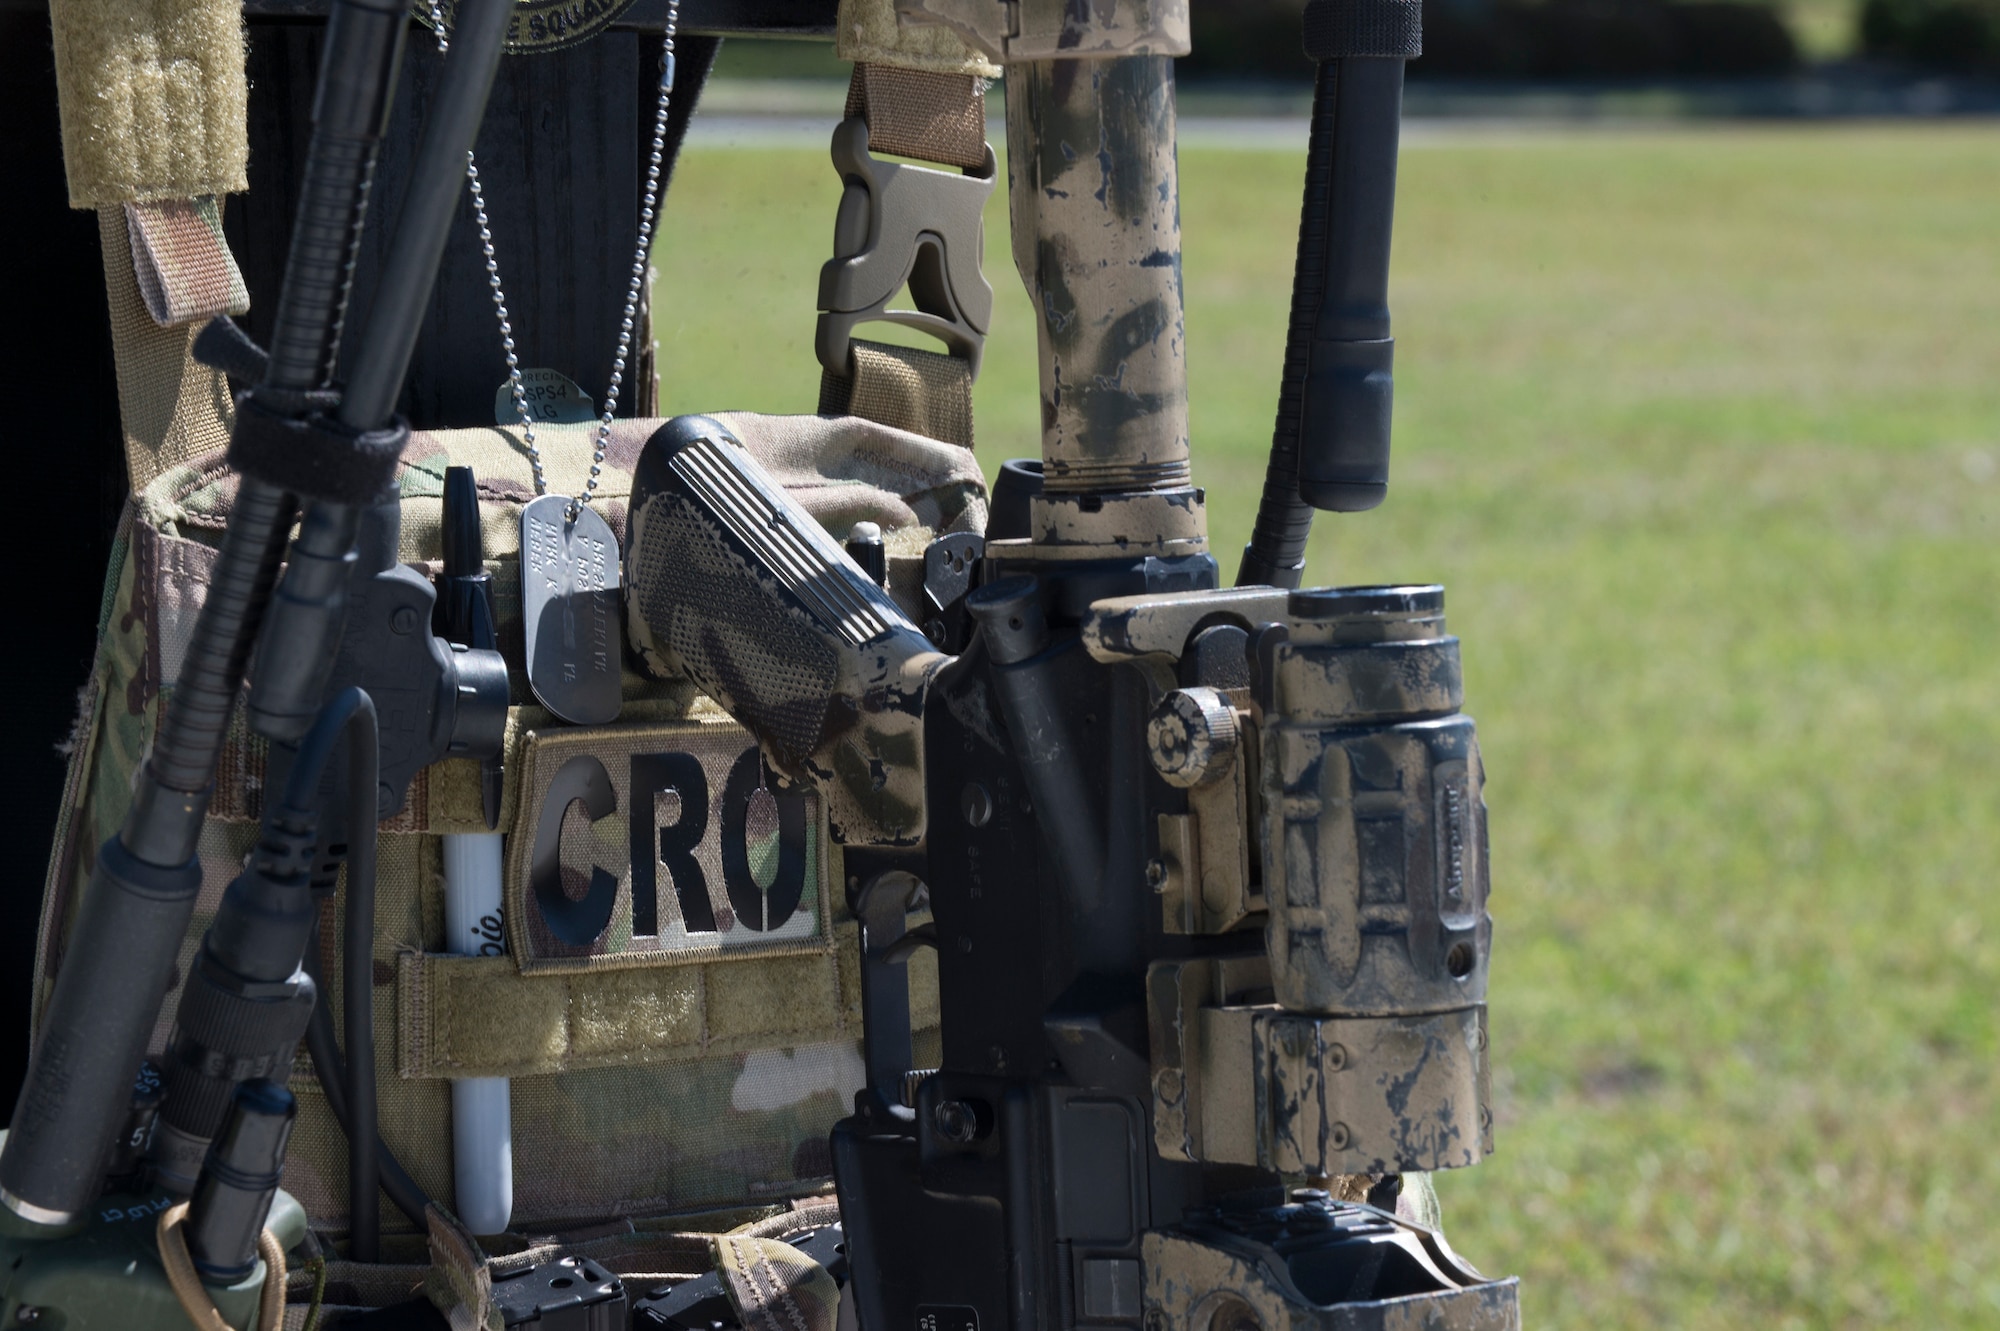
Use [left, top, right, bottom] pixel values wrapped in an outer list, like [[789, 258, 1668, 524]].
[[1147, 688, 1240, 788]]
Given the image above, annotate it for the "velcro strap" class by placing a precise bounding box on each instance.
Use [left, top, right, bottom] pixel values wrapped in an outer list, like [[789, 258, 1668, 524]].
[[226, 392, 408, 505], [845, 65, 987, 172], [395, 922, 941, 1080], [1303, 0, 1423, 60], [819, 340, 975, 449]]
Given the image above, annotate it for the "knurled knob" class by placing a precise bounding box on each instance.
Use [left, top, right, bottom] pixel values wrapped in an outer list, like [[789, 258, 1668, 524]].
[[1147, 687, 1240, 788]]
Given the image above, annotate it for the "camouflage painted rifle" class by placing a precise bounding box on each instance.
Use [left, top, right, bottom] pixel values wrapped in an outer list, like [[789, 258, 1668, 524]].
[[4, 1, 1522, 1327], [624, 4, 1522, 1329]]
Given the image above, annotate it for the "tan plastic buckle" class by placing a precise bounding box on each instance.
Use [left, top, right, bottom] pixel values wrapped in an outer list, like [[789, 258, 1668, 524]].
[[816, 116, 997, 381]]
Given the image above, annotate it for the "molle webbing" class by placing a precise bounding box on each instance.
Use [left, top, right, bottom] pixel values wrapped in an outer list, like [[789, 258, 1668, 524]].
[[396, 922, 939, 1081]]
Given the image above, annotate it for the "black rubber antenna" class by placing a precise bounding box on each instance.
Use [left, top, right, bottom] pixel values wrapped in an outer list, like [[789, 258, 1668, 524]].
[[1238, 0, 1422, 589], [0, 0, 411, 1226]]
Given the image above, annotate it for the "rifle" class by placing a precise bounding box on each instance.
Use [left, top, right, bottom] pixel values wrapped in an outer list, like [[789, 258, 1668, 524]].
[[4, 1, 1521, 1326], [624, 3, 1522, 1328]]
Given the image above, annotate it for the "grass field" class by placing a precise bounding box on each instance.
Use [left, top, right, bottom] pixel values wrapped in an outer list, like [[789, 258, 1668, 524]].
[[652, 124, 2000, 1327]]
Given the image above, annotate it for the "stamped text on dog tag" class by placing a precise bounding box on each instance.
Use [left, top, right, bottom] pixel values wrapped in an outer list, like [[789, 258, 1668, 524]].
[[521, 493, 623, 725]]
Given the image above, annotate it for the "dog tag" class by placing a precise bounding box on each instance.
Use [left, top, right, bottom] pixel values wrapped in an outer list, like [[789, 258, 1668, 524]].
[[521, 494, 623, 725]]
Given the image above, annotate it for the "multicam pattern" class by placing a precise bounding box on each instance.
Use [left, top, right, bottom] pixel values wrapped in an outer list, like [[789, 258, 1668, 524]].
[[712, 1231, 841, 1331], [124, 195, 249, 328], [34, 416, 978, 1252]]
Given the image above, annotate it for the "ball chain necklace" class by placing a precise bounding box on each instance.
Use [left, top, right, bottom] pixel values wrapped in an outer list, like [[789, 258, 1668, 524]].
[[427, 0, 681, 725]]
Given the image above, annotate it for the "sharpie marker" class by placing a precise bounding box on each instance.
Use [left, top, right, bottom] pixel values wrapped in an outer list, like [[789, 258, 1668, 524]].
[[435, 466, 512, 1236]]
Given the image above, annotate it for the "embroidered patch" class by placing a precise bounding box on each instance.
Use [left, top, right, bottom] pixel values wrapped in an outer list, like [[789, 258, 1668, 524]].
[[416, 0, 639, 55], [505, 715, 830, 972]]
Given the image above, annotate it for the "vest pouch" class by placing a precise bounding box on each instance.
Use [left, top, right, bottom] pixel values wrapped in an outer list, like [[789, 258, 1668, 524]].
[[34, 414, 964, 1299]]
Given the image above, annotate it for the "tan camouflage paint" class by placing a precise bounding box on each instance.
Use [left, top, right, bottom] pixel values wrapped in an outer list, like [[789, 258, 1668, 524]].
[[1257, 610, 1484, 1016], [1004, 55, 1209, 557], [1144, 955, 1485, 1178], [1142, 1226, 1520, 1331]]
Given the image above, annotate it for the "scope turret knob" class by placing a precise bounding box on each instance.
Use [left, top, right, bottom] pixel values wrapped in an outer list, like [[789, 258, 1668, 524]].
[[1147, 688, 1240, 788]]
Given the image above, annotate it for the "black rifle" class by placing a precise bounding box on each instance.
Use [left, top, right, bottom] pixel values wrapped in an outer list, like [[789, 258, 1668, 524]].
[[622, 3, 1518, 1328]]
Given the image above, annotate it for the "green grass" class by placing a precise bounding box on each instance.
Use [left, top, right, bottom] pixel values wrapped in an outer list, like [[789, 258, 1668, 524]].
[[1785, 0, 1857, 59], [654, 124, 2000, 1327]]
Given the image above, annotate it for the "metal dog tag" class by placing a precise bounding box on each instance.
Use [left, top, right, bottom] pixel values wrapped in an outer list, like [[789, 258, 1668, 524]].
[[521, 493, 623, 725]]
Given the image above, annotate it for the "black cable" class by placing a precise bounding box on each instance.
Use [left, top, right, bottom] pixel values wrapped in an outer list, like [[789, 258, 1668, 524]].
[[302, 974, 430, 1230], [286, 687, 367, 808], [340, 689, 383, 1261], [280, 686, 430, 1239], [149, 688, 376, 1183], [1237, 60, 1341, 590], [0, 0, 411, 1225]]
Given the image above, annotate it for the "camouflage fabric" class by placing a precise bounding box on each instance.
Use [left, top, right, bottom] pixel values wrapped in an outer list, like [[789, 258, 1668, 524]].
[[423, 1195, 847, 1331], [833, 0, 1001, 77], [103, 413, 985, 826], [125, 196, 250, 328], [711, 1233, 840, 1331], [426, 1206, 496, 1331], [34, 415, 972, 1265], [99, 204, 236, 491]]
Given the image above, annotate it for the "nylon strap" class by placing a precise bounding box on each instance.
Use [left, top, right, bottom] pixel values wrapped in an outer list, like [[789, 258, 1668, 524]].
[[126, 197, 250, 328], [226, 393, 408, 506], [99, 204, 237, 492], [1302, 0, 1424, 60], [712, 1234, 841, 1331], [818, 340, 975, 449], [844, 65, 989, 172], [156, 1202, 287, 1331]]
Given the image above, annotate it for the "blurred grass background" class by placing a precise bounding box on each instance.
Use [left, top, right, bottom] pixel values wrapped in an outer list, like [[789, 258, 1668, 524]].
[[1787, 0, 1858, 54], [653, 124, 2000, 1326]]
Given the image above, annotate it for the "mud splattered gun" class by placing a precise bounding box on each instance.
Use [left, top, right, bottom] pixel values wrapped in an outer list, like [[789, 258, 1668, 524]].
[[627, 417, 1512, 1331], [623, 1, 1519, 1328]]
